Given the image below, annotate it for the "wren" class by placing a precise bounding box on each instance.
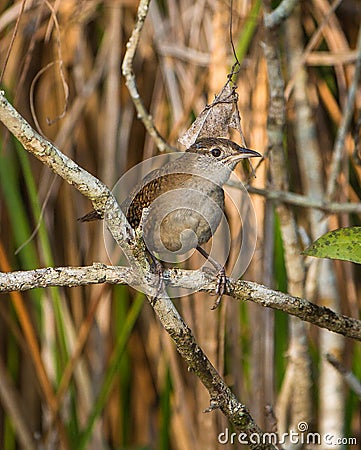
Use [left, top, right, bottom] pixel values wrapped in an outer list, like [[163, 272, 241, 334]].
[[80, 137, 261, 307]]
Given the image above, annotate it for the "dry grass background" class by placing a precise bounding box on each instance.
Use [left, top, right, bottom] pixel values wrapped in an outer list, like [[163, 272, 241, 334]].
[[0, 0, 360, 449]]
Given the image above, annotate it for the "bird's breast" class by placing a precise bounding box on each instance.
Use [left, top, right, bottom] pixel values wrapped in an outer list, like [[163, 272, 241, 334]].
[[141, 182, 225, 256], [123, 167, 226, 256]]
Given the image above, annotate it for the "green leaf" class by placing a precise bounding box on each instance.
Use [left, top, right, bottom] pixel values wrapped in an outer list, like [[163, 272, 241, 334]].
[[303, 227, 361, 264]]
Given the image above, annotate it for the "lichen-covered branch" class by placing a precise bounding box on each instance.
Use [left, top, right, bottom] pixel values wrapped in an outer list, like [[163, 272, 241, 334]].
[[0, 91, 135, 250], [1, 265, 360, 342], [0, 90, 274, 449]]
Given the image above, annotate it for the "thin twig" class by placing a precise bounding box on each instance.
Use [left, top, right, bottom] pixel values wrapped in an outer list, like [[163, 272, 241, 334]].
[[262, 0, 312, 435], [326, 23, 361, 199], [244, 185, 361, 214], [285, 0, 343, 99], [0, 0, 27, 84], [326, 353, 361, 399], [122, 0, 175, 153], [0, 357, 37, 450], [263, 0, 299, 29]]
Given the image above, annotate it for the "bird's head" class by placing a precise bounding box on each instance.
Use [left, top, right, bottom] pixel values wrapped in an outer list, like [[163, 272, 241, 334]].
[[186, 137, 261, 170]]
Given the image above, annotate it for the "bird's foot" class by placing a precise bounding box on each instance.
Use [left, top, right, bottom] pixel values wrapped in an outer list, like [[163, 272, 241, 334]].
[[211, 267, 231, 310], [149, 255, 165, 306], [150, 276, 164, 306], [196, 246, 230, 309]]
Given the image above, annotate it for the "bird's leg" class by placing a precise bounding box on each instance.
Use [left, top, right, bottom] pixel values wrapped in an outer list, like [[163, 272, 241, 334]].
[[147, 251, 165, 306], [137, 207, 164, 304], [196, 246, 230, 309]]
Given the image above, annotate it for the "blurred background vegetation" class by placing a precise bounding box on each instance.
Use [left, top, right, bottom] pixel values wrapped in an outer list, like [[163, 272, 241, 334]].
[[0, 0, 360, 449]]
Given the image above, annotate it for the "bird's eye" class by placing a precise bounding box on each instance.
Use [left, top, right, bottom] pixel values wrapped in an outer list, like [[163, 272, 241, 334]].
[[210, 147, 221, 157]]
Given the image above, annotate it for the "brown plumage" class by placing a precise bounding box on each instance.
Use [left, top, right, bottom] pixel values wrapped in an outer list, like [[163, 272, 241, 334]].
[[80, 137, 261, 307], [125, 172, 193, 229]]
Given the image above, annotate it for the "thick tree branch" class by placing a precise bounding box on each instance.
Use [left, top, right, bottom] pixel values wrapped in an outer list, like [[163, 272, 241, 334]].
[[0, 91, 135, 249], [1, 265, 360, 342], [0, 90, 275, 449]]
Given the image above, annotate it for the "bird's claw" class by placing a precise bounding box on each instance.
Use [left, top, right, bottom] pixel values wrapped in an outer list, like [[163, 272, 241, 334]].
[[150, 276, 164, 306], [211, 267, 230, 310], [149, 255, 164, 306]]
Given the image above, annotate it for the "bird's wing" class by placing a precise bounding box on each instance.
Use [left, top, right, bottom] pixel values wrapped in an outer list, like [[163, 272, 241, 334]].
[[125, 171, 193, 229]]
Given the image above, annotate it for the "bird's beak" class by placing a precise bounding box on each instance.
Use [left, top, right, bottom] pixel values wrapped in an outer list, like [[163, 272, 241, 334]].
[[237, 147, 262, 159], [225, 147, 261, 168]]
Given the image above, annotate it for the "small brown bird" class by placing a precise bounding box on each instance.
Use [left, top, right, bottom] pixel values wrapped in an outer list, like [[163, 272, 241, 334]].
[[80, 137, 261, 307]]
